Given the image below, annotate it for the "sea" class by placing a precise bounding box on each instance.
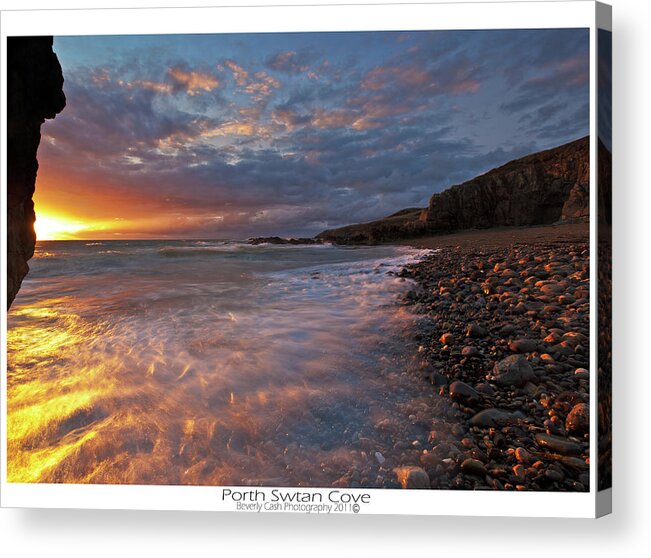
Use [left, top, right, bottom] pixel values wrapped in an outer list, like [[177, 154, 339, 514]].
[[6, 239, 435, 486]]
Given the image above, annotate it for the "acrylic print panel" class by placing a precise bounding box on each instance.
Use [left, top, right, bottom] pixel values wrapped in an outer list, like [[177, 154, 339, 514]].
[[1, 0, 611, 517]]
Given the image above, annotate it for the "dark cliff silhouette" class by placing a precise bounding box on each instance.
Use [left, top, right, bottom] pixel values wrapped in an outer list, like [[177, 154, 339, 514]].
[[7, 36, 66, 308]]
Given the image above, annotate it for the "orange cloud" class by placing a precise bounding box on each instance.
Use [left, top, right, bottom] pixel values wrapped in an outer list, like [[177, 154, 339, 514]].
[[350, 117, 383, 131], [243, 71, 281, 101], [271, 51, 296, 67], [310, 107, 386, 132], [224, 60, 249, 86], [125, 79, 173, 94], [155, 130, 197, 152], [168, 67, 220, 95], [222, 60, 280, 102], [90, 68, 111, 86], [312, 108, 358, 129], [449, 79, 481, 94], [200, 120, 272, 139]]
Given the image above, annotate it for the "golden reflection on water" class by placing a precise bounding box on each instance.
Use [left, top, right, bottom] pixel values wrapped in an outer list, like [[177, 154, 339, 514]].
[[7, 247, 430, 487], [7, 302, 116, 482]]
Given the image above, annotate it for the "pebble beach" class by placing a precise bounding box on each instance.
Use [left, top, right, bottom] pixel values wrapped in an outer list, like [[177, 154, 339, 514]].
[[390, 223, 591, 491]]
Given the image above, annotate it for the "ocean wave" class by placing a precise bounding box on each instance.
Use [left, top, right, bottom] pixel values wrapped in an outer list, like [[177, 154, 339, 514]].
[[157, 241, 336, 258], [158, 246, 241, 257]]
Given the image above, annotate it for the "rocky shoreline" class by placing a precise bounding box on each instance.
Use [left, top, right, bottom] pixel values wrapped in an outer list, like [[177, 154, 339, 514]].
[[390, 226, 590, 491]]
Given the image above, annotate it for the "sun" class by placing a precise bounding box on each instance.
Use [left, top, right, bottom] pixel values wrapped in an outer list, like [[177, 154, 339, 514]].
[[34, 214, 89, 240]]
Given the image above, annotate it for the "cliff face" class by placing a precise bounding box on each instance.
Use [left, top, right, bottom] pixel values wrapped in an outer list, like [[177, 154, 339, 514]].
[[420, 137, 590, 231], [7, 37, 66, 308]]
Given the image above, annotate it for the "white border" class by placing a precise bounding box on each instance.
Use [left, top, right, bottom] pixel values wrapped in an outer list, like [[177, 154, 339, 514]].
[[1, 1, 602, 517]]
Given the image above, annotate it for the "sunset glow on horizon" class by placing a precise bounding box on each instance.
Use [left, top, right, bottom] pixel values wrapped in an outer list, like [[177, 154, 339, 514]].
[[35, 30, 590, 239], [34, 212, 91, 241], [32, 206, 199, 241]]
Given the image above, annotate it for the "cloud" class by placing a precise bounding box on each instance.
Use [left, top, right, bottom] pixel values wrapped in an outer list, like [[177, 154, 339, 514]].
[[266, 50, 314, 74], [39, 29, 590, 238], [311, 107, 358, 129], [223, 59, 249, 86], [167, 66, 220, 95], [243, 71, 281, 102], [500, 38, 589, 115], [361, 57, 481, 97], [518, 101, 568, 124], [534, 102, 589, 141], [222, 59, 280, 102], [123, 79, 173, 94], [362, 65, 431, 91], [270, 106, 311, 131], [200, 120, 273, 140]]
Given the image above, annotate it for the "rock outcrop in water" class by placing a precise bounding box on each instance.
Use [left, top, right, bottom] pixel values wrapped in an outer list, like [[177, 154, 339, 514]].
[[6, 37, 66, 308], [317, 137, 591, 245]]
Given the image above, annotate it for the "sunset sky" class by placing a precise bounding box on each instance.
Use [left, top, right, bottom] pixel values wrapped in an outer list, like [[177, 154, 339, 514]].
[[35, 29, 589, 240]]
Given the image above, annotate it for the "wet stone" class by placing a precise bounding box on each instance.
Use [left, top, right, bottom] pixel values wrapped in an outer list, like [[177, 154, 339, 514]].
[[509, 338, 538, 353], [439, 332, 456, 345], [512, 464, 526, 482], [475, 383, 495, 396], [565, 402, 590, 435], [489, 355, 535, 387], [449, 381, 481, 403], [466, 323, 488, 338], [545, 469, 565, 483], [534, 433, 581, 455], [515, 447, 532, 463], [460, 458, 487, 478], [469, 408, 514, 428], [394, 466, 430, 489], [461, 346, 480, 358]]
